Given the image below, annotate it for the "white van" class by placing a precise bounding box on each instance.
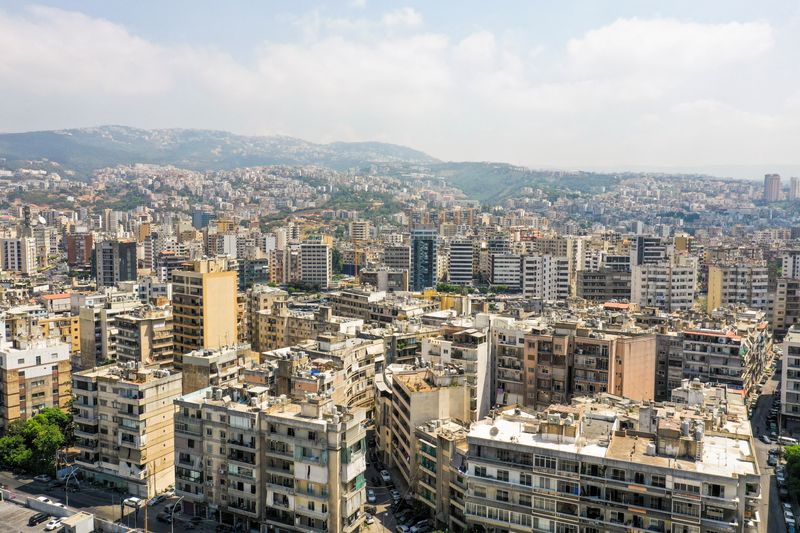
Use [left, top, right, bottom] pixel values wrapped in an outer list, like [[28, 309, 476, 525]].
[[778, 436, 798, 446]]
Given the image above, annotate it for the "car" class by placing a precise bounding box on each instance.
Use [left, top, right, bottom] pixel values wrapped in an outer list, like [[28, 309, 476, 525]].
[[768, 455, 778, 466], [28, 512, 49, 526], [787, 510, 796, 522], [33, 474, 52, 483], [164, 501, 183, 515], [53, 503, 66, 509], [157, 511, 173, 523], [396, 526, 410, 533], [761, 435, 773, 444], [380, 470, 392, 483], [411, 520, 432, 533], [785, 503, 794, 514], [148, 495, 166, 507], [36, 496, 52, 504], [162, 487, 175, 497], [390, 489, 401, 501], [365, 513, 375, 525], [123, 496, 144, 508], [367, 489, 377, 504], [44, 519, 62, 531]]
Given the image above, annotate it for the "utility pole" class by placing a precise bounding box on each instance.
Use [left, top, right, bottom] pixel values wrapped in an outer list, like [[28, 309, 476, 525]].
[[170, 495, 185, 533]]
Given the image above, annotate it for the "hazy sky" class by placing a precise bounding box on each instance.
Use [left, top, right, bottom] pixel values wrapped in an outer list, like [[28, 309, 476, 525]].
[[1, 1, 799, 174]]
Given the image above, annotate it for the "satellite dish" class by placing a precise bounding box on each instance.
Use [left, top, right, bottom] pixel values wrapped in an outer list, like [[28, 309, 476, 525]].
[[38, 216, 47, 225], [489, 426, 499, 436]]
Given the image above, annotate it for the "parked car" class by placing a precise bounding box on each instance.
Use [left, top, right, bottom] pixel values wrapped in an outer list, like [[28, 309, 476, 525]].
[[768, 455, 778, 466], [148, 495, 166, 507], [124, 497, 144, 508], [365, 513, 375, 525], [390, 489, 401, 502], [163, 487, 175, 497], [380, 470, 392, 483], [157, 511, 173, 523], [36, 496, 52, 504], [411, 519, 432, 533], [396, 526, 410, 533], [44, 519, 62, 531], [367, 489, 377, 504], [164, 501, 183, 515], [28, 512, 49, 526], [761, 435, 773, 444], [33, 474, 52, 483]]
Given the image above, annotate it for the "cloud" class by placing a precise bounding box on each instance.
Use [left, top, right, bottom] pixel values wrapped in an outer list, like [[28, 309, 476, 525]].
[[0, 6, 796, 171]]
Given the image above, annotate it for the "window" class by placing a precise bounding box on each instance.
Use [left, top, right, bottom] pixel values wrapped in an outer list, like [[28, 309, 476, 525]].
[[474, 466, 487, 478], [473, 485, 486, 498], [634, 472, 645, 484], [651, 475, 666, 488], [496, 490, 509, 502], [610, 468, 626, 481], [307, 430, 316, 440], [497, 470, 509, 482], [519, 494, 531, 507], [534, 455, 556, 471], [188, 439, 195, 449], [519, 473, 532, 486]]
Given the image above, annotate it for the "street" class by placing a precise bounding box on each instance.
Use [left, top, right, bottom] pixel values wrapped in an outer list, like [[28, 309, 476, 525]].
[[750, 359, 787, 533]]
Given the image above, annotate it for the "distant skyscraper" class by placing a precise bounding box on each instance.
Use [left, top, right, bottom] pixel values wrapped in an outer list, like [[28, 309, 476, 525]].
[[764, 173, 781, 202], [790, 176, 800, 201], [410, 225, 438, 291]]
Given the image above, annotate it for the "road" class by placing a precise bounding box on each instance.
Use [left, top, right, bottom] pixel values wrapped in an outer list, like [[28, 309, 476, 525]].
[[750, 360, 786, 533], [0, 471, 205, 532]]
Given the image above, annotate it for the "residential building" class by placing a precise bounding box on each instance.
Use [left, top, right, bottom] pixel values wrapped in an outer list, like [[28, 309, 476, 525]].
[[359, 268, 409, 292], [764, 173, 781, 202], [0, 337, 71, 434], [300, 240, 332, 289], [577, 268, 632, 302], [383, 245, 411, 272], [448, 239, 475, 286], [172, 259, 239, 366], [66, 233, 94, 266], [707, 262, 769, 313], [631, 255, 697, 312], [521, 255, 569, 300], [782, 326, 800, 424], [72, 363, 182, 497], [94, 240, 138, 287], [181, 343, 254, 394], [173, 388, 367, 533], [489, 253, 521, 291], [0, 237, 37, 274], [771, 277, 800, 334], [254, 304, 363, 352], [115, 306, 174, 368], [78, 290, 142, 369], [791, 176, 800, 201]]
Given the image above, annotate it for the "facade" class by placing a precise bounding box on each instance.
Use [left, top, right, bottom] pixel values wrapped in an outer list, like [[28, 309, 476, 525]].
[[577, 268, 632, 302], [181, 343, 254, 394], [94, 240, 138, 287], [115, 306, 174, 368], [411, 226, 438, 291], [464, 392, 761, 533], [0, 237, 37, 274], [0, 337, 71, 434], [631, 255, 697, 312], [254, 304, 363, 352], [384, 245, 411, 272], [66, 233, 94, 266], [174, 388, 367, 533], [523, 322, 657, 409], [73, 363, 182, 497], [489, 253, 521, 291], [359, 268, 409, 292], [791, 176, 800, 201], [521, 255, 569, 300], [771, 277, 800, 334], [78, 290, 142, 369], [448, 239, 475, 286], [764, 173, 781, 202], [172, 259, 239, 365], [782, 326, 800, 423], [707, 263, 769, 313], [300, 240, 332, 289]]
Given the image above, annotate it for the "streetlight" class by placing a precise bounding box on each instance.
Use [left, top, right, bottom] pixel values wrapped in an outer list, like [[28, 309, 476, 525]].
[[63, 467, 79, 508], [170, 495, 185, 533]]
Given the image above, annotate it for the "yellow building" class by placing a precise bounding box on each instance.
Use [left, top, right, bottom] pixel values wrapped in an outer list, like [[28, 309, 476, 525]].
[[172, 259, 238, 367]]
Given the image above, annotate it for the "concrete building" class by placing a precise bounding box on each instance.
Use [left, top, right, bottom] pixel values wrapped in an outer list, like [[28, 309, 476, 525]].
[[254, 303, 363, 352], [384, 245, 411, 272], [411, 226, 438, 291], [489, 253, 521, 291], [771, 277, 800, 334], [300, 240, 332, 289], [448, 239, 475, 286], [524, 321, 657, 409], [172, 259, 239, 366], [94, 240, 137, 287], [631, 255, 697, 312], [181, 343, 254, 394], [782, 326, 800, 425], [359, 268, 409, 292], [73, 363, 182, 497], [0, 337, 71, 433], [764, 173, 781, 202], [115, 306, 174, 368], [327, 288, 438, 324], [78, 290, 142, 369], [464, 391, 761, 533], [0, 237, 37, 274], [707, 263, 769, 313], [577, 268, 632, 302], [781, 250, 800, 280], [521, 255, 569, 300], [791, 176, 800, 201], [349, 220, 370, 242], [174, 388, 367, 533], [66, 233, 94, 266]]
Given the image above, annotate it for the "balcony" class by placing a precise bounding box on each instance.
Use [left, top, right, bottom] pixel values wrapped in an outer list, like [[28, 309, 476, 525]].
[[227, 437, 256, 450], [296, 504, 329, 520]]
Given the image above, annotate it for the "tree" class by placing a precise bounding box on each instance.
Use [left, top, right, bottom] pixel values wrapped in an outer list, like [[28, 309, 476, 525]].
[[785, 445, 800, 497], [0, 409, 70, 474]]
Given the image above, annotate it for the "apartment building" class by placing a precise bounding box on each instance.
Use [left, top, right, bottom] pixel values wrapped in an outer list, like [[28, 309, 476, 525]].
[[174, 387, 367, 533], [411, 226, 438, 291], [631, 255, 697, 312], [384, 365, 470, 487], [782, 326, 800, 424], [172, 259, 239, 366], [383, 245, 411, 272], [66, 233, 94, 266], [707, 262, 769, 313], [770, 277, 800, 334], [328, 288, 438, 324], [181, 343, 255, 394], [448, 239, 475, 286], [115, 306, 174, 368], [359, 268, 409, 292], [489, 316, 536, 407], [489, 253, 521, 291], [523, 321, 657, 409], [94, 240, 138, 287], [245, 285, 288, 351], [521, 255, 570, 300], [577, 268, 632, 302], [0, 236, 37, 274], [254, 304, 363, 352], [464, 392, 761, 533], [78, 289, 142, 369], [72, 363, 182, 497], [0, 337, 71, 433], [300, 240, 332, 289], [414, 419, 469, 533]]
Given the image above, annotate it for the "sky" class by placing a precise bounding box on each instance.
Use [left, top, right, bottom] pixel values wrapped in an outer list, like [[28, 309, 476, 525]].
[[1, 1, 799, 176]]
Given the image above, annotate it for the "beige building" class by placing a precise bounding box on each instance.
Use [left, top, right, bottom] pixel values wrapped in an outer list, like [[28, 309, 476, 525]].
[[254, 303, 363, 352], [73, 363, 182, 497], [173, 259, 239, 366], [78, 289, 141, 369], [115, 306, 174, 368], [0, 337, 71, 433], [181, 343, 255, 394], [174, 386, 367, 533], [707, 262, 769, 313]]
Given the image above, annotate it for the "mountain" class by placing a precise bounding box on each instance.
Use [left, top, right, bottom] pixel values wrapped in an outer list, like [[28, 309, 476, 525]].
[[0, 125, 438, 175]]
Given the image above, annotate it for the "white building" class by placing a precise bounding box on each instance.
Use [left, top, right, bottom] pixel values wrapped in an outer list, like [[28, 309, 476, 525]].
[[300, 241, 332, 289], [0, 237, 37, 274], [489, 253, 521, 290], [782, 326, 800, 422], [448, 239, 474, 285], [631, 255, 698, 312], [521, 255, 570, 300]]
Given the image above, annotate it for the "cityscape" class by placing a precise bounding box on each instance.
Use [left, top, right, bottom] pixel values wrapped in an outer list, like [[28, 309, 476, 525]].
[[1, 2, 799, 533]]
